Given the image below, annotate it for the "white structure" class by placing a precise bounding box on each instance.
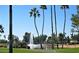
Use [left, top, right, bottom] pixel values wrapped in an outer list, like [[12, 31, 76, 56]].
[[27, 33, 49, 49], [27, 34, 40, 49], [27, 34, 45, 49]]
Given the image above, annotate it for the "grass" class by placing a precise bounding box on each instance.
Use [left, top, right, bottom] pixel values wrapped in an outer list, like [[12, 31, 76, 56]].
[[0, 48, 39, 53], [0, 48, 79, 53], [55, 48, 79, 53]]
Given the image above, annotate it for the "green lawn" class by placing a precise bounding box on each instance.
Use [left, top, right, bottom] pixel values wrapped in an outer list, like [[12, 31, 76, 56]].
[[55, 48, 79, 53], [0, 48, 79, 53]]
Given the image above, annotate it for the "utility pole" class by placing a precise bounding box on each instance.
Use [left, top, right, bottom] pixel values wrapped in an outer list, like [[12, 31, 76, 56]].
[[9, 5, 13, 53]]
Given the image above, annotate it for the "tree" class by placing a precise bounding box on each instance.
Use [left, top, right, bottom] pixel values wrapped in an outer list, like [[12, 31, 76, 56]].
[[60, 5, 69, 48], [29, 8, 40, 37], [40, 5, 47, 35], [8, 35, 19, 48], [71, 6, 79, 34], [0, 25, 4, 33], [0, 39, 7, 43], [13, 35, 19, 48], [59, 33, 64, 48], [40, 5, 47, 49], [39, 35, 47, 44], [60, 5, 69, 38], [76, 5, 79, 14], [71, 5, 79, 43], [50, 5, 54, 49], [71, 14, 79, 34], [9, 5, 13, 53], [33, 35, 47, 44], [54, 5, 59, 49], [23, 32, 30, 44], [0, 25, 4, 39], [29, 8, 41, 48]]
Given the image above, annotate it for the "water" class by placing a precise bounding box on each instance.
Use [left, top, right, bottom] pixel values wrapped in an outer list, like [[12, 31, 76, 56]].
[[29, 34, 33, 44], [28, 33, 34, 49], [28, 34, 49, 49]]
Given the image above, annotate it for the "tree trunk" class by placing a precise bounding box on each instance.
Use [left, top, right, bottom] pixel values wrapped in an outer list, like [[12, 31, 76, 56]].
[[42, 9, 45, 35], [34, 17, 41, 48], [34, 17, 39, 36], [9, 5, 13, 53], [54, 5, 59, 49], [51, 5, 54, 49], [41, 9, 45, 49], [62, 8, 66, 49]]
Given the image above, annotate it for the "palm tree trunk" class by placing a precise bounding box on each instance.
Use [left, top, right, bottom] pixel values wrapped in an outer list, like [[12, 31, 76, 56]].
[[62, 8, 66, 49], [34, 17, 39, 36], [34, 17, 41, 48], [41, 9, 45, 49], [51, 5, 54, 49], [42, 9, 44, 35], [9, 5, 13, 53], [54, 5, 59, 49]]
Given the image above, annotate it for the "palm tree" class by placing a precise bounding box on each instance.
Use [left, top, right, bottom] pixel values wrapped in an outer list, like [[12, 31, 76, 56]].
[[0, 25, 4, 33], [76, 5, 79, 14], [9, 5, 13, 53], [54, 5, 59, 49], [50, 5, 54, 49], [0, 25, 4, 38], [40, 5, 47, 35], [29, 8, 40, 36], [40, 5, 47, 49], [60, 5, 69, 48], [29, 8, 40, 47]]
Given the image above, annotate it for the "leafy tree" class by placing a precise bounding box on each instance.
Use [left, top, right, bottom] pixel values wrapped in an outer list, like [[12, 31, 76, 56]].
[[71, 34, 79, 43], [23, 32, 30, 44], [13, 35, 19, 48], [47, 34, 57, 49], [71, 14, 79, 35], [0, 39, 7, 43], [66, 36, 70, 44], [59, 33, 64, 48], [33, 35, 47, 44], [47, 36, 55, 44], [8, 35, 19, 48], [33, 36, 39, 44], [0, 25, 4, 33], [0, 25, 4, 39]]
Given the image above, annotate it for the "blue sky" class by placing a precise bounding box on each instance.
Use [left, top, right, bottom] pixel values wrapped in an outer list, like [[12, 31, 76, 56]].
[[0, 5, 77, 40]]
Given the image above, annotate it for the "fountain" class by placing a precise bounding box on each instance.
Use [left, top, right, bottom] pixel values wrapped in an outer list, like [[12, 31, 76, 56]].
[[27, 33, 49, 49], [27, 33, 34, 49], [27, 33, 40, 49]]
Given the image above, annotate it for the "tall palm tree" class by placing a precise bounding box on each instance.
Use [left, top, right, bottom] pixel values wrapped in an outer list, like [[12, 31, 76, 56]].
[[29, 8, 40, 37], [29, 8, 40, 47], [54, 5, 59, 49], [40, 5, 47, 49], [60, 5, 69, 48], [50, 5, 54, 49], [9, 5, 13, 53], [40, 5, 47, 35]]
